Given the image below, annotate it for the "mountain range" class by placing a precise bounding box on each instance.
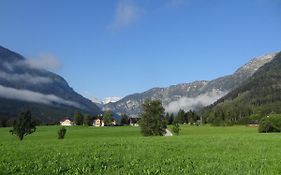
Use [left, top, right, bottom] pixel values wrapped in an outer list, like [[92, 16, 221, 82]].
[[103, 53, 277, 116], [1, 45, 280, 123], [0, 46, 101, 123]]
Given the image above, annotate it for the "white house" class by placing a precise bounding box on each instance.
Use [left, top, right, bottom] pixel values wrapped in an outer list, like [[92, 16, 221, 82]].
[[93, 118, 117, 127], [111, 119, 117, 126], [60, 119, 73, 126], [129, 117, 141, 126], [93, 118, 104, 127]]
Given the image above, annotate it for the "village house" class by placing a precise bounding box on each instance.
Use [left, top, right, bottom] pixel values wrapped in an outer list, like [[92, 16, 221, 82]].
[[129, 117, 141, 126], [93, 118, 104, 127], [93, 118, 117, 127], [60, 119, 73, 126], [111, 119, 117, 126]]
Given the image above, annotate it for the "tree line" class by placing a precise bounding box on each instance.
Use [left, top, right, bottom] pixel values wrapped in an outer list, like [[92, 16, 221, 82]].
[[164, 109, 201, 125]]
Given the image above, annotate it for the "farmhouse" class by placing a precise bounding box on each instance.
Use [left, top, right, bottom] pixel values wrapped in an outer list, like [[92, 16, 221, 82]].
[[93, 118, 104, 127], [111, 119, 117, 126], [93, 118, 117, 127], [60, 119, 73, 126], [129, 117, 141, 126]]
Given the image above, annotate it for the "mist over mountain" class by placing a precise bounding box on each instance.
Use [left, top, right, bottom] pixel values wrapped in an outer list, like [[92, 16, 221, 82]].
[[104, 53, 276, 116], [0, 46, 101, 122]]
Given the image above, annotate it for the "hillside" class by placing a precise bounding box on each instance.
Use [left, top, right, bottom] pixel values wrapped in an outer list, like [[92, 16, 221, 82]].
[[0, 46, 101, 123], [104, 53, 276, 116], [206, 51, 281, 125]]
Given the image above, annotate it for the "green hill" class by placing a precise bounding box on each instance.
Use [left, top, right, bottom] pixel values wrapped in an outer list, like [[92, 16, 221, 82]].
[[205, 51, 281, 125]]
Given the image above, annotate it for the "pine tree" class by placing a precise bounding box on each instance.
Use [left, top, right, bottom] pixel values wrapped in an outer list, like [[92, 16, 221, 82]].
[[177, 109, 186, 124], [169, 113, 174, 125]]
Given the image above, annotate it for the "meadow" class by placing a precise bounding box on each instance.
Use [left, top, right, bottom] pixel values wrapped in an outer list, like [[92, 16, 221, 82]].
[[0, 125, 281, 175]]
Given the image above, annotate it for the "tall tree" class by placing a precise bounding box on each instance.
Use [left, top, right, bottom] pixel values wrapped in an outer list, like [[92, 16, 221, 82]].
[[139, 99, 167, 136], [121, 114, 129, 126], [75, 111, 83, 125], [103, 111, 113, 126], [165, 113, 170, 124], [83, 115, 91, 126], [10, 110, 36, 140], [169, 113, 174, 125], [177, 109, 186, 124]]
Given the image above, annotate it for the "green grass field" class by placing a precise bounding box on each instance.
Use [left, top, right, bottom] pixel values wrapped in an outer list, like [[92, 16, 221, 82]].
[[1, 125, 281, 175]]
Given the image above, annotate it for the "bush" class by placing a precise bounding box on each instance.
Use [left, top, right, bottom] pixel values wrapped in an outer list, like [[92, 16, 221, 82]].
[[172, 123, 180, 136], [258, 114, 281, 133], [58, 127, 67, 139]]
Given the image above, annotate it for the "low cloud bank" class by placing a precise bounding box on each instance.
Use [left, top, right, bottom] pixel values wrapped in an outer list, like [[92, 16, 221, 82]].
[[0, 85, 81, 108], [2, 54, 62, 71], [1, 54, 62, 85], [165, 90, 228, 113], [0, 71, 52, 84]]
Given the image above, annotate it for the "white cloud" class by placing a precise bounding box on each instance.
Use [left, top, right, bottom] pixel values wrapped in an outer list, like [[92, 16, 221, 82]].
[[108, 0, 144, 31], [165, 90, 228, 113], [25, 54, 62, 71], [0, 71, 53, 84], [0, 85, 81, 108]]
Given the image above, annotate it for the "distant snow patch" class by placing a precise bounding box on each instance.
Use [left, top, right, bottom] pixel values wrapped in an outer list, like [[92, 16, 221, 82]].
[[92, 97, 123, 105]]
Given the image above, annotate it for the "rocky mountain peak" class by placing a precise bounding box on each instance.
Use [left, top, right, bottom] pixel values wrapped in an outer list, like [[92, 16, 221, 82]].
[[235, 52, 277, 76]]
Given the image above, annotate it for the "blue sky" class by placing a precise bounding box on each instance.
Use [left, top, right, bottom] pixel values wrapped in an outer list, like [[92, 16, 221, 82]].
[[0, 0, 281, 99]]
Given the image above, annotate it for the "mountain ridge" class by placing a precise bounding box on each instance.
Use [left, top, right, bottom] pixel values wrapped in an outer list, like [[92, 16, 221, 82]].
[[104, 52, 277, 116]]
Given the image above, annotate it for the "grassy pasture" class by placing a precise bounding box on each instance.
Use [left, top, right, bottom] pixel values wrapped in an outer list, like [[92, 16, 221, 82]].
[[0, 125, 281, 175]]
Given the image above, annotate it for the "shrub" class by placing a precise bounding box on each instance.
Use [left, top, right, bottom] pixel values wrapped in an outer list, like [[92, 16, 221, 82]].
[[172, 123, 180, 135], [258, 114, 281, 133], [58, 127, 67, 139]]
